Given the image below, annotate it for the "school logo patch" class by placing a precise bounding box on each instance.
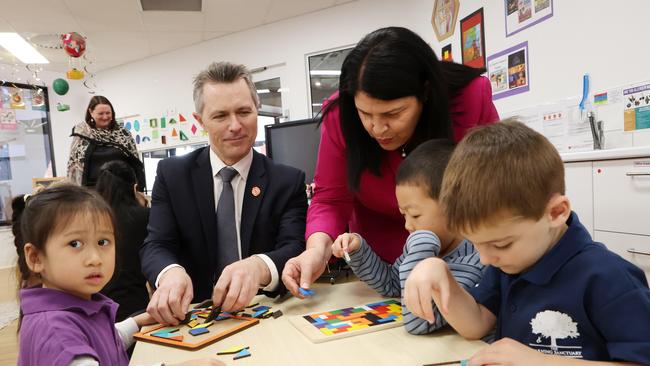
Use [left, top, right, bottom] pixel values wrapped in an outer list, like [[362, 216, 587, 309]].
[[529, 310, 583, 358]]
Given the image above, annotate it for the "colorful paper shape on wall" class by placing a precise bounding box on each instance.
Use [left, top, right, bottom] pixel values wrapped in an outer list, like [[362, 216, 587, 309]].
[[142, 136, 151, 142], [180, 130, 188, 141], [171, 128, 178, 137], [152, 130, 159, 139], [134, 120, 140, 132], [160, 117, 166, 128], [169, 118, 177, 124], [124, 121, 132, 131], [179, 113, 187, 122], [149, 118, 158, 128], [191, 124, 198, 135]]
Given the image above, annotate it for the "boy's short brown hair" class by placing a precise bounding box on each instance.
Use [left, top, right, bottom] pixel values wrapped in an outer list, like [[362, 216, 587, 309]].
[[440, 119, 565, 233]]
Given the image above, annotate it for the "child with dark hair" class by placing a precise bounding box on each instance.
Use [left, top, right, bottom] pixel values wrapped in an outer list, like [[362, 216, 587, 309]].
[[405, 120, 650, 365], [95, 160, 149, 321], [331, 139, 484, 334], [13, 184, 223, 366]]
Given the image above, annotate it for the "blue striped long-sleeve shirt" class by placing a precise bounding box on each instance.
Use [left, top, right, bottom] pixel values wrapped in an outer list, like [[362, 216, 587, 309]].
[[347, 230, 484, 335]]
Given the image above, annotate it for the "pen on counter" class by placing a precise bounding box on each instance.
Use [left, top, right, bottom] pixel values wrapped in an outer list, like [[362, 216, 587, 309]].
[[423, 360, 467, 366]]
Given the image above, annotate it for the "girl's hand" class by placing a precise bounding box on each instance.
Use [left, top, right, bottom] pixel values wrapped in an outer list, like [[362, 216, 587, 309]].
[[331, 233, 361, 258], [133, 312, 157, 328]]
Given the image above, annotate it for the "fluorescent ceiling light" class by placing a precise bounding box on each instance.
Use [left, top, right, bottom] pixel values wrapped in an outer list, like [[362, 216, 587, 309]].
[[0, 33, 49, 64], [256, 89, 270, 94], [309, 70, 340, 76]]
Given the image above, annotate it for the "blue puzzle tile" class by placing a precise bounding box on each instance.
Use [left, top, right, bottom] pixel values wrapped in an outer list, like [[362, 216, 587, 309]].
[[189, 328, 210, 336], [233, 348, 251, 360], [298, 287, 315, 296]]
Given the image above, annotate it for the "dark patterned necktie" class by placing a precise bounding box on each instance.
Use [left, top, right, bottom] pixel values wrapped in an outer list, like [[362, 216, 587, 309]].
[[216, 167, 239, 276]]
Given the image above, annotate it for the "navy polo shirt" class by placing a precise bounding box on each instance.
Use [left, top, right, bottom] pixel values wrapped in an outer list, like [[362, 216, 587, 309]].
[[470, 212, 650, 364]]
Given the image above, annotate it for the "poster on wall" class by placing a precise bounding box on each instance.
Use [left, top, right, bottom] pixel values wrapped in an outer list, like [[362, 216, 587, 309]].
[[623, 83, 650, 132], [487, 41, 530, 100], [460, 8, 486, 69], [505, 0, 553, 37], [431, 0, 459, 42], [441, 44, 453, 62]]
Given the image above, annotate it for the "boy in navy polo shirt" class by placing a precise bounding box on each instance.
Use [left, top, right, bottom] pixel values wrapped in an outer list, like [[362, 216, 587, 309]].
[[404, 119, 650, 365]]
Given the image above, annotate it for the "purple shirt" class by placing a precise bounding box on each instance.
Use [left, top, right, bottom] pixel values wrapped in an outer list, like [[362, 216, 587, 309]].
[[18, 287, 129, 366]]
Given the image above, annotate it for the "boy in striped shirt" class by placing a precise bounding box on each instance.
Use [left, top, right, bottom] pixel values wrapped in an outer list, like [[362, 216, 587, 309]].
[[331, 139, 484, 334]]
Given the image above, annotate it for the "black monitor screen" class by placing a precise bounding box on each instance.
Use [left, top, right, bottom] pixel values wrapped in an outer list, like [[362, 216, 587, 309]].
[[265, 119, 320, 183]]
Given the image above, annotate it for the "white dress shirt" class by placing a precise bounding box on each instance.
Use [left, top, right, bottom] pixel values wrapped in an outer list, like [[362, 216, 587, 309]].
[[155, 148, 279, 292]]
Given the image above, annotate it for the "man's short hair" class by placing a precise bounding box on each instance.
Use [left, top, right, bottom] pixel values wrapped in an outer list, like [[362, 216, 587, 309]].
[[396, 138, 456, 200], [441, 118, 565, 233], [192, 62, 260, 113]]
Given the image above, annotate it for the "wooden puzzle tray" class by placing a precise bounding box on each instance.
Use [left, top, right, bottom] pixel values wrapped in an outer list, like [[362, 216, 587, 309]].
[[134, 315, 259, 350]]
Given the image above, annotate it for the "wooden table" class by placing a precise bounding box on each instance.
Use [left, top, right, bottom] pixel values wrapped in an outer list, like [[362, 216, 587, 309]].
[[130, 281, 486, 365]]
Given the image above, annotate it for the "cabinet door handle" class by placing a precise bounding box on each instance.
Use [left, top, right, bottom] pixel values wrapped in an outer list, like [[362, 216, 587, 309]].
[[627, 248, 650, 256], [625, 172, 650, 176]]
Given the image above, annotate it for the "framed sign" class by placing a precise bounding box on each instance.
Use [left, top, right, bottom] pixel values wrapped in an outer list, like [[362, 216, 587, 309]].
[[505, 0, 553, 37], [431, 0, 459, 42], [487, 41, 530, 100], [460, 8, 486, 69]]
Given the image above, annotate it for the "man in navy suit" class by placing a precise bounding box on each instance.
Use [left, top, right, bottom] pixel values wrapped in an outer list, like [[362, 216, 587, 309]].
[[141, 62, 307, 325]]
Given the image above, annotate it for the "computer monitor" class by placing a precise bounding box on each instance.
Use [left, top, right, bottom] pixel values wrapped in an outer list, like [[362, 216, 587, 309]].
[[264, 118, 320, 183]]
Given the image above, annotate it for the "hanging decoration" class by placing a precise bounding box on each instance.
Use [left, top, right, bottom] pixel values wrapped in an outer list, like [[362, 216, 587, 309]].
[[62, 32, 86, 80], [52, 78, 70, 95]]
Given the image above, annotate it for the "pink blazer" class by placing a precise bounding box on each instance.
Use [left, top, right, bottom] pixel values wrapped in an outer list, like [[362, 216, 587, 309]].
[[306, 76, 499, 262]]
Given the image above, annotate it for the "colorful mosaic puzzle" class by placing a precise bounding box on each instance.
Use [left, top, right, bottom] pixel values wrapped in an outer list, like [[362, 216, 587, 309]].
[[302, 299, 402, 336]]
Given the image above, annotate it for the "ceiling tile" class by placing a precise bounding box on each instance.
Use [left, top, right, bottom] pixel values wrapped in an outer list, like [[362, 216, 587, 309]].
[[0, 16, 16, 32], [203, 0, 272, 32], [201, 31, 230, 41], [0, 0, 82, 33], [264, 0, 337, 23], [146, 31, 203, 55], [141, 11, 205, 32], [83, 31, 149, 63], [63, 0, 144, 32]]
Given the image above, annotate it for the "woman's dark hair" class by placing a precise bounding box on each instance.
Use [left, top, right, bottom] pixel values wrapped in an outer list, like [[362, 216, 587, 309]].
[[11, 184, 115, 330], [332, 26, 484, 190], [95, 160, 139, 210], [85, 95, 118, 129]]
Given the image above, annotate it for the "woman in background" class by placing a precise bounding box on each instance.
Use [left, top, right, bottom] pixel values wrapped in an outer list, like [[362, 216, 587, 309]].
[[67, 95, 145, 191], [95, 160, 149, 321]]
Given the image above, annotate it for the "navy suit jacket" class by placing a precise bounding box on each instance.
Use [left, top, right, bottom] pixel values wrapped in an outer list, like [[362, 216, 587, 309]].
[[140, 147, 307, 301]]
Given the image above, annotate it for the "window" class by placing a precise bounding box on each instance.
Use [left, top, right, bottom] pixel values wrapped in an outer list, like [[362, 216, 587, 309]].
[[0, 82, 55, 224], [307, 47, 353, 117]]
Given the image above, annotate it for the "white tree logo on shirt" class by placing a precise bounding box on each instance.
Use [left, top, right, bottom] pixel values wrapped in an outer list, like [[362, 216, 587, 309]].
[[530, 310, 579, 350]]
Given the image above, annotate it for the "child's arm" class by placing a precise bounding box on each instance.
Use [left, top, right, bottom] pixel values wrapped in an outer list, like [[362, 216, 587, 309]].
[[404, 257, 495, 340], [468, 338, 642, 366], [334, 233, 401, 297], [400, 235, 484, 334]]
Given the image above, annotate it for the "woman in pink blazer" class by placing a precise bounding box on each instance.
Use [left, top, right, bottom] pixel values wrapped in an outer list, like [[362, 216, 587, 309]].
[[282, 27, 499, 296]]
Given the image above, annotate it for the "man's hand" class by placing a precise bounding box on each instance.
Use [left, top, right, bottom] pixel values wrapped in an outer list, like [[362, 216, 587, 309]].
[[331, 233, 361, 258], [212, 256, 270, 312], [147, 267, 193, 325], [468, 338, 550, 366], [281, 247, 328, 298], [404, 257, 452, 323]]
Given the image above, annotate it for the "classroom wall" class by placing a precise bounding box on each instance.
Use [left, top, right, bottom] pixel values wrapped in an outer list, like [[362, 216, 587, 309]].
[[92, 0, 650, 148]]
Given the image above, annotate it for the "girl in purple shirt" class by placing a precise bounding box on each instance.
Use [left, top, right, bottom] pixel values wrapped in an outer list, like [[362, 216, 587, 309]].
[[13, 184, 223, 366]]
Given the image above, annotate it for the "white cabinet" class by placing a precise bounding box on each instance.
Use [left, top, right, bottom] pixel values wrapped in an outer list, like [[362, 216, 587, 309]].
[[594, 230, 650, 282], [564, 162, 594, 236], [593, 158, 650, 236]]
